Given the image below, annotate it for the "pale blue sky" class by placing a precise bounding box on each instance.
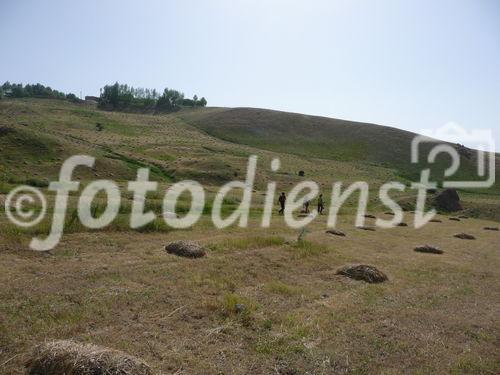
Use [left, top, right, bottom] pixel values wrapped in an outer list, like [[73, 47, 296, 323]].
[[1, 0, 499, 149]]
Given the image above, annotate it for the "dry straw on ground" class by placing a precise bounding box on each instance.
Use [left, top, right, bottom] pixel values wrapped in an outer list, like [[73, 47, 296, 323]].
[[414, 244, 443, 254], [336, 264, 388, 283], [484, 226, 499, 231], [356, 226, 376, 231], [165, 240, 206, 258], [25, 340, 153, 375], [454, 233, 476, 240], [326, 229, 346, 237]]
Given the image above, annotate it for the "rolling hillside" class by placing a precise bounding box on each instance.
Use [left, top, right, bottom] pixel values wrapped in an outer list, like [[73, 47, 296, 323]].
[[181, 107, 500, 191], [0, 98, 498, 220]]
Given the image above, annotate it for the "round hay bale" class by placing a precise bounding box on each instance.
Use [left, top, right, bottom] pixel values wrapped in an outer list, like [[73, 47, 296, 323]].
[[165, 240, 206, 258], [326, 229, 346, 237], [453, 233, 476, 240], [25, 340, 152, 375], [414, 244, 443, 254], [336, 264, 388, 283], [483, 226, 499, 231]]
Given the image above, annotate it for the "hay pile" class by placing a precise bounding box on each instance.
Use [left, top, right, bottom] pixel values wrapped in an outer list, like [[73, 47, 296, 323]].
[[414, 244, 443, 254], [336, 264, 388, 283], [396, 222, 408, 227], [356, 226, 376, 231], [364, 214, 376, 219], [449, 217, 461, 221], [454, 233, 476, 240], [165, 240, 206, 258], [429, 219, 442, 223], [25, 340, 152, 375], [434, 188, 462, 211], [326, 229, 346, 237], [484, 226, 499, 231]]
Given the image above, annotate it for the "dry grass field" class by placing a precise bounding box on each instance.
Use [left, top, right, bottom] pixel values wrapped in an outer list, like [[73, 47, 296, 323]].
[[1, 214, 499, 374], [0, 98, 499, 374]]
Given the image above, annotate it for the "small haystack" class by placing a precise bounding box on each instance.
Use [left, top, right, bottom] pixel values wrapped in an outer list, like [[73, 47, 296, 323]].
[[449, 217, 461, 222], [396, 222, 408, 227], [326, 229, 346, 237], [336, 264, 388, 283], [25, 340, 152, 375], [356, 226, 376, 231], [429, 219, 442, 223], [434, 188, 462, 211], [483, 227, 499, 231], [414, 244, 443, 254], [165, 240, 206, 258], [454, 233, 476, 240], [364, 214, 376, 219]]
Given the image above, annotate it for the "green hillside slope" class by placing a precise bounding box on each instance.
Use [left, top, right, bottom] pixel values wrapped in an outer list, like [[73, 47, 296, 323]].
[[0, 98, 498, 222], [181, 107, 500, 193]]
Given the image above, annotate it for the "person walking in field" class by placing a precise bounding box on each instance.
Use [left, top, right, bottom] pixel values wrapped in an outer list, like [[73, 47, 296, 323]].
[[278, 192, 286, 215], [317, 194, 324, 214], [304, 199, 310, 213]]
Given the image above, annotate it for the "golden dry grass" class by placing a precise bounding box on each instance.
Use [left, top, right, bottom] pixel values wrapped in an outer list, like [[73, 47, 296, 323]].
[[0, 213, 499, 374], [25, 339, 152, 374]]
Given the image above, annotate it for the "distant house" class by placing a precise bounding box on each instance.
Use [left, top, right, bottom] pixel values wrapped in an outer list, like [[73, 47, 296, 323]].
[[85, 95, 99, 103]]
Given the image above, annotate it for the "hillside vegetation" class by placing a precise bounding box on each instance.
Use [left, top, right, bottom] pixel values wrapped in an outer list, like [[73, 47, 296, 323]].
[[181, 107, 500, 192], [0, 98, 498, 221]]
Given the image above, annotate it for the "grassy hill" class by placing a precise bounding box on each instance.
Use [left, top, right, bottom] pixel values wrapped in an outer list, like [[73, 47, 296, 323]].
[[0, 98, 404, 189], [181, 107, 500, 192], [0, 98, 498, 221], [2, 98, 499, 190]]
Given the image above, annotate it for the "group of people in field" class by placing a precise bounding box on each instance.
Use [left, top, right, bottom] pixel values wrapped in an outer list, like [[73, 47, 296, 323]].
[[278, 192, 324, 215]]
